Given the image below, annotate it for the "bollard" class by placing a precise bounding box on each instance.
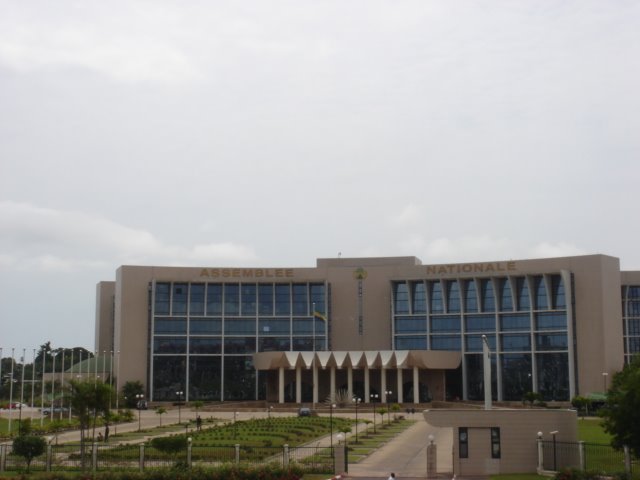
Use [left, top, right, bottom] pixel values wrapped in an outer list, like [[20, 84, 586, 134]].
[[283, 444, 289, 467], [624, 446, 631, 474], [235, 444, 240, 464], [578, 441, 585, 471], [536, 436, 544, 474], [426, 437, 437, 478], [92, 442, 98, 472], [46, 444, 52, 472], [139, 444, 145, 472]]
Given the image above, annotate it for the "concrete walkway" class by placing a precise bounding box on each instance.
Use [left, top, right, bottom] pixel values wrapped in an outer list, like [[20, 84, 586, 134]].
[[347, 416, 453, 479]]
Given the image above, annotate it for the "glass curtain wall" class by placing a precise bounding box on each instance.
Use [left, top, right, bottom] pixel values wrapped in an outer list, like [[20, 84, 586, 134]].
[[622, 285, 640, 364], [151, 281, 327, 401], [392, 274, 571, 401]]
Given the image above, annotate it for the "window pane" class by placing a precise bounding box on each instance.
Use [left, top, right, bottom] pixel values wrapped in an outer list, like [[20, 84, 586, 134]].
[[223, 356, 255, 400], [155, 283, 170, 314], [552, 275, 566, 309], [536, 333, 568, 351], [275, 284, 290, 315], [499, 278, 513, 312], [224, 284, 239, 315], [258, 284, 273, 315], [431, 335, 461, 350], [224, 337, 256, 354], [431, 315, 461, 333], [535, 312, 567, 330], [395, 316, 427, 334], [206, 284, 222, 315], [465, 334, 496, 352], [430, 281, 444, 314], [501, 353, 532, 401], [152, 356, 186, 401], [190, 318, 222, 335], [447, 281, 461, 313], [189, 356, 221, 401], [464, 280, 478, 313], [536, 353, 569, 400], [481, 280, 495, 312], [172, 283, 188, 315], [395, 336, 427, 349], [465, 314, 495, 332], [411, 281, 427, 314], [500, 313, 530, 331], [533, 276, 548, 310], [241, 284, 257, 316], [189, 337, 222, 354], [500, 334, 531, 351], [154, 337, 187, 354], [259, 317, 290, 335], [310, 283, 325, 314], [224, 317, 256, 335], [259, 337, 291, 352], [394, 282, 410, 314], [292, 284, 308, 315], [155, 317, 187, 334], [190, 284, 205, 315], [516, 278, 530, 311]]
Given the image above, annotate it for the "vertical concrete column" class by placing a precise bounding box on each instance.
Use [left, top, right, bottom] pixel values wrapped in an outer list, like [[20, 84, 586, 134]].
[[334, 444, 346, 474], [578, 441, 585, 470], [347, 366, 353, 399], [397, 368, 403, 404], [278, 367, 285, 404], [537, 438, 544, 474], [413, 366, 419, 404], [296, 367, 302, 404], [235, 444, 240, 464], [624, 446, 631, 473], [283, 445, 289, 467], [330, 366, 336, 401], [313, 364, 319, 404], [46, 444, 52, 472], [364, 366, 370, 403], [381, 367, 387, 402], [139, 444, 145, 472], [426, 441, 437, 478]]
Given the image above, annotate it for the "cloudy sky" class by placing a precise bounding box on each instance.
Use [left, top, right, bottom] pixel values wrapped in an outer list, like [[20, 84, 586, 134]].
[[1, 1, 639, 352]]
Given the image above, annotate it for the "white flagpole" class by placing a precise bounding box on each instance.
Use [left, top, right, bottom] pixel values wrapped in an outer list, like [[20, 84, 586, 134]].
[[40, 349, 46, 426], [31, 348, 36, 409], [20, 348, 26, 423], [50, 351, 57, 421], [8, 348, 15, 433], [59, 349, 65, 420], [69, 348, 74, 420]]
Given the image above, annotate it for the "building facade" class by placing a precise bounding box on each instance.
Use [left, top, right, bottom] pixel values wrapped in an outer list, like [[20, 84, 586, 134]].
[[95, 254, 638, 404]]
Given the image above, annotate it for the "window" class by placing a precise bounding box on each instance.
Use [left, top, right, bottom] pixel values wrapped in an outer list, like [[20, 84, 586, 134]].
[[431, 315, 461, 333], [459, 427, 468, 458], [515, 278, 530, 311], [533, 276, 548, 310], [501, 334, 531, 351], [447, 280, 461, 313], [551, 275, 566, 309], [275, 284, 291, 315], [500, 313, 530, 331], [464, 280, 478, 313], [172, 283, 188, 314], [224, 284, 239, 315], [431, 335, 461, 350], [292, 284, 308, 315], [411, 281, 427, 314], [393, 282, 410, 314], [241, 284, 257, 315], [535, 312, 567, 330], [491, 428, 501, 458], [395, 336, 427, 350], [190, 284, 205, 315], [465, 314, 495, 332], [430, 281, 444, 314], [480, 279, 496, 312], [258, 284, 273, 315], [155, 283, 171, 314], [395, 316, 427, 334], [206, 284, 223, 315], [498, 278, 513, 311]]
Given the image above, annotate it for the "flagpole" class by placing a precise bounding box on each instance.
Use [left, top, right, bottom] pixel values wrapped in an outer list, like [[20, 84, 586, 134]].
[[8, 348, 15, 434], [40, 349, 46, 426], [20, 348, 26, 425], [69, 348, 74, 421], [31, 348, 36, 409]]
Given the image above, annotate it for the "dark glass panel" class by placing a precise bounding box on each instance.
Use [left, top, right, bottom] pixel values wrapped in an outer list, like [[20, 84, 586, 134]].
[[395, 316, 427, 334], [188, 356, 221, 401], [411, 281, 427, 314], [258, 337, 291, 352], [551, 275, 566, 309], [394, 336, 427, 350], [190, 283, 205, 316], [155, 317, 187, 334], [259, 317, 290, 335], [189, 337, 222, 354], [536, 333, 568, 351], [223, 356, 255, 400], [629, 337, 640, 353], [431, 315, 461, 333], [535, 312, 567, 330], [500, 313, 530, 331], [153, 337, 187, 354], [533, 276, 548, 310], [292, 337, 314, 351], [491, 427, 501, 458], [500, 334, 531, 351], [515, 278, 530, 311], [292, 284, 308, 315], [628, 301, 640, 316], [258, 284, 274, 315], [393, 282, 410, 314], [628, 319, 640, 335], [431, 335, 461, 350], [430, 281, 444, 314], [292, 317, 312, 334], [275, 284, 291, 315], [459, 428, 468, 459], [501, 353, 532, 401], [465, 314, 496, 332], [206, 284, 223, 315], [155, 283, 170, 314], [190, 317, 222, 335], [224, 317, 255, 335], [224, 337, 256, 354], [447, 280, 461, 313], [172, 283, 188, 315], [152, 355, 186, 401], [464, 280, 478, 313], [241, 284, 257, 315], [465, 334, 496, 352], [498, 278, 513, 312], [480, 279, 496, 312], [224, 284, 239, 315], [628, 286, 640, 299], [536, 353, 569, 400]]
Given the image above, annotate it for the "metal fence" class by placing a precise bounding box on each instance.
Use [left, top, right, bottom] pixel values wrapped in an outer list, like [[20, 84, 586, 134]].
[[541, 440, 635, 474], [0, 443, 336, 474]]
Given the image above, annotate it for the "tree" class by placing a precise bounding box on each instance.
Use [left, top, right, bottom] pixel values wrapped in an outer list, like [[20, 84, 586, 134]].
[[522, 391, 543, 407], [121, 380, 144, 409], [192, 400, 204, 414], [12, 435, 46, 473], [156, 407, 167, 426], [571, 396, 592, 418], [601, 356, 640, 456]]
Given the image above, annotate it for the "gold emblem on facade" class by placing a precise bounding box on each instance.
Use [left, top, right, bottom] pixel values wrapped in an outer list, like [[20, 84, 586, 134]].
[[353, 267, 368, 280]]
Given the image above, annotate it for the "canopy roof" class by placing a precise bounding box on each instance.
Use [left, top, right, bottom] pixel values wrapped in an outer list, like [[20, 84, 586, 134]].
[[253, 350, 461, 370]]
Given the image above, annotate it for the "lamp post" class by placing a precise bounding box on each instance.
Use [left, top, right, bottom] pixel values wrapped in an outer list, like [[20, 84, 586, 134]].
[[330, 403, 336, 453], [136, 394, 144, 431], [384, 390, 393, 425], [602, 372, 608, 392], [353, 397, 361, 443], [370, 393, 378, 433], [176, 391, 184, 424], [550, 430, 559, 471]]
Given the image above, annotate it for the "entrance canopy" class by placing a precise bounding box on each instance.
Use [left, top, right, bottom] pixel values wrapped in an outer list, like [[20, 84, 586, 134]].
[[253, 350, 461, 370]]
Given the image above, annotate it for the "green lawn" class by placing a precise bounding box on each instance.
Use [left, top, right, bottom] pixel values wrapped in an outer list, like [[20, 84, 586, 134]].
[[577, 418, 612, 444], [490, 474, 547, 480]]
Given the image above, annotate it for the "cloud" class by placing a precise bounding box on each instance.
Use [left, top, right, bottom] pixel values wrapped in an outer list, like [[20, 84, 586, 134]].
[[390, 203, 423, 228], [0, 201, 258, 271], [529, 242, 586, 259]]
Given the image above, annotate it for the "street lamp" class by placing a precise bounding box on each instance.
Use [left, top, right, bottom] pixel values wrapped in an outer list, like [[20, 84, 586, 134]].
[[550, 430, 559, 471], [330, 403, 336, 453], [176, 391, 184, 424], [602, 372, 609, 392], [370, 393, 378, 433], [353, 397, 361, 443], [385, 390, 393, 425], [136, 394, 144, 431]]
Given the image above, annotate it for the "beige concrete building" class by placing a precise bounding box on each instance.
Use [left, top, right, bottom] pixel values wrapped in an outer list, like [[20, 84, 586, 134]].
[[95, 254, 639, 403]]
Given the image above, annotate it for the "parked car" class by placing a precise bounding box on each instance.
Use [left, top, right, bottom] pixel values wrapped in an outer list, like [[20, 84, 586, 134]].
[[42, 407, 69, 415], [136, 400, 148, 410], [298, 407, 312, 417]]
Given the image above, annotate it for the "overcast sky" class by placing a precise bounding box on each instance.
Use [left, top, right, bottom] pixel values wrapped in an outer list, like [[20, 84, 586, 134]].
[[1, 1, 639, 353]]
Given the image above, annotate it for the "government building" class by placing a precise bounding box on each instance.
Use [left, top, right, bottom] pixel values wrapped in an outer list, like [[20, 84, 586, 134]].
[[94, 254, 640, 405]]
